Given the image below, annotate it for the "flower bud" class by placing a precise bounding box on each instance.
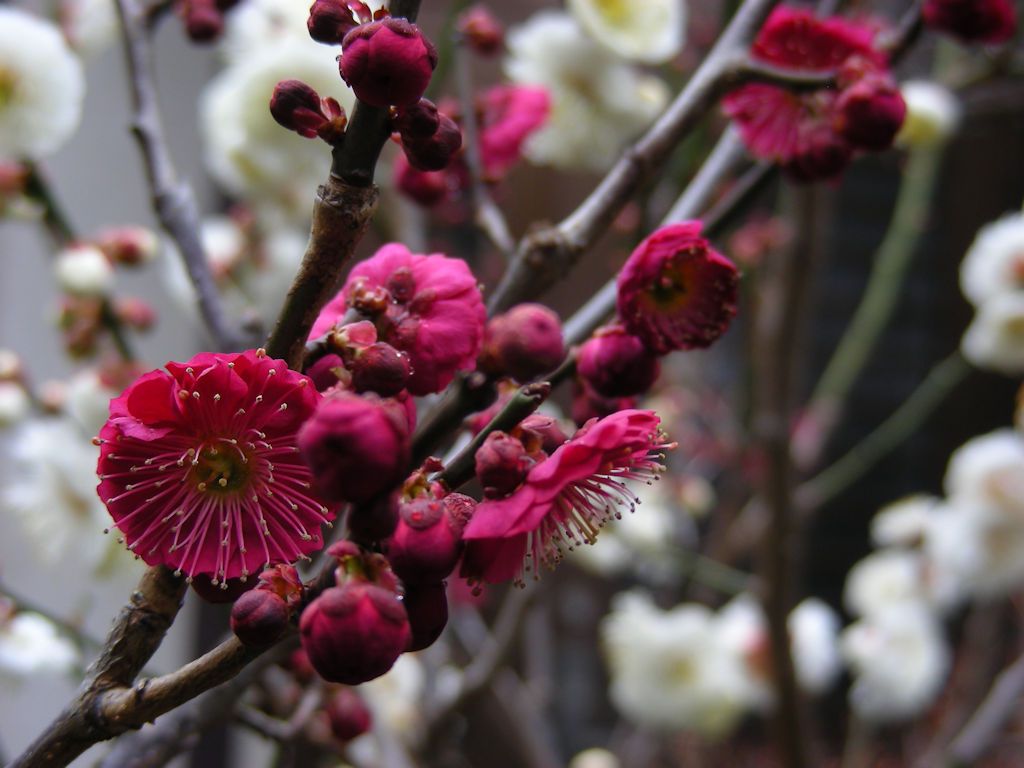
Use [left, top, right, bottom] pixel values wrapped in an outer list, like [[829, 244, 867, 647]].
[[0, 350, 23, 382], [325, 688, 373, 742], [402, 115, 463, 171], [114, 297, 156, 331], [570, 380, 635, 427], [231, 589, 290, 647], [270, 80, 347, 143], [95, 226, 159, 266], [306, 353, 347, 392], [349, 342, 410, 397], [393, 153, 449, 206], [180, 0, 224, 42], [54, 244, 114, 297], [474, 431, 532, 499], [298, 391, 411, 504], [300, 581, 411, 684], [480, 303, 565, 382], [577, 326, 660, 399], [835, 75, 906, 152], [457, 5, 504, 55], [518, 413, 568, 454], [403, 582, 448, 651], [395, 98, 440, 140], [340, 18, 438, 108], [785, 126, 852, 183], [386, 493, 475, 582], [307, 0, 361, 45]]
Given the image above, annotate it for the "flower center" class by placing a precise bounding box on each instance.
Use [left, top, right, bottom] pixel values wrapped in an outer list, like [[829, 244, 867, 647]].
[[593, 0, 631, 24], [191, 443, 252, 495], [0, 67, 18, 113], [646, 259, 692, 310]]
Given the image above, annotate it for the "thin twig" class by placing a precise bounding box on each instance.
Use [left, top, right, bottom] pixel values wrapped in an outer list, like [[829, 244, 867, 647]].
[[946, 651, 1024, 766], [116, 0, 244, 352]]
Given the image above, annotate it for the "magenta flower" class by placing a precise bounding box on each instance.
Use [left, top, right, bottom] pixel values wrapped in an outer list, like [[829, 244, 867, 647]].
[[616, 222, 739, 355], [96, 349, 334, 585], [312, 243, 486, 395], [723, 7, 892, 180], [478, 85, 550, 180], [460, 410, 674, 585], [923, 0, 1016, 43]]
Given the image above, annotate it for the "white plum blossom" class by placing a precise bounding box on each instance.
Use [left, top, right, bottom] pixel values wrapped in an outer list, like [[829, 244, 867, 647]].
[[843, 549, 932, 618], [789, 598, 842, 695], [200, 41, 356, 220], [841, 605, 950, 722], [505, 12, 669, 172], [870, 494, 940, 548], [602, 591, 758, 736], [924, 503, 1024, 599], [64, 368, 118, 436], [54, 244, 115, 298], [0, 612, 79, 678], [569, 749, 620, 768], [896, 80, 961, 149], [944, 429, 1024, 519], [0, 381, 30, 427], [358, 653, 425, 738], [2, 418, 119, 571], [568, 0, 684, 64], [0, 7, 85, 160], [959, 213, 1024, 308], [961, 292, 1024, 374], [60, 0, 120, 58]]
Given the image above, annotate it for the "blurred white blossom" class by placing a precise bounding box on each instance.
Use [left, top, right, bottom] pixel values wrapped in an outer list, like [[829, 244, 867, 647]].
[[569, 748, 620, 768], [960, 213, 1024, 309], [844, 549, 932, 618], [54, 244, 114, 298], [64, 368, 118, 436], [200, 41, 355, 220], [0, 382, 30, 428], [944, 429, 1024, 517], [0, 612, 79, 678], [789, 598, 842, 695], [61, 0, 120, 58], [841, 605, 949, 722], [896, 80, 961, 149], [870, 494, 940, 548], [567, 0, 684, 64], [961, 292, 1024, 374], [602, 591, 758, 736], [0, 7, 85, 160], [505, 11, 668, 172]]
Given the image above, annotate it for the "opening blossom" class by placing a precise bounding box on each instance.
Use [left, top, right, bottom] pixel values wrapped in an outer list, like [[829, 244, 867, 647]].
[[616, 222, 740, 355], [96, 349, 334, 586], [723, 7, 900, 181], [460, 409, 674, 586], [312, 244, 486, 395]]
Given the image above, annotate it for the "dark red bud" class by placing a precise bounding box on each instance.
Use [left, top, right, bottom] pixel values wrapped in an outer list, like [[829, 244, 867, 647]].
[[576, 325, 660, 399], [402, 115, 463, 172], [457, 5, 504, 55], [480, 303, 565, 382], [350, 342, 411, 397], [307, 0, 360, 45], [474, 431, 532, 499], [181, 0, 224, 42], [325, 688, 373, 742], [270, 80, 330, 138], [386, 495, 464, 583], [395, 98, 440, 139], [340, 18, 438, 108], [231, 589, 291, 647], [835, 75, 906, 152]]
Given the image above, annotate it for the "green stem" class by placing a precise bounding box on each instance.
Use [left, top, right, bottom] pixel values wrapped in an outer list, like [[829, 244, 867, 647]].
[[808, 147, 945, 425], [799, 351, 971, 511]]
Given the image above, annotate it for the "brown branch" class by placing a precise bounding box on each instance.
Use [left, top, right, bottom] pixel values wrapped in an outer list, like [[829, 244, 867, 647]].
[[485, 0, 790, 314], [10, 566, 186, 768], [116, 0, 245, 352]]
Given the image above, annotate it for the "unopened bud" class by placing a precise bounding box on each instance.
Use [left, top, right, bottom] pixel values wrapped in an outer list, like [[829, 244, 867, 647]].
[[457, 5, 504, 55], [402, 115, 462, 171], [95, 226, 160, 266], [231, 589, 290, 647], [340, 18, 438, 108], [577, 325, 660, 399], [835, 73, 906, 152], [307, 0, 361, 45], [270, 80, 347, 143], [386, 493, 474, 583], [393, 154, 449, 207], [180, 0, 224, 42], [349, 342, 410, 396], [395, 98, 440, 140], [114, 297, 156, 331], [325, 687, 373, 742], [54, 244, 114, 298], [404, 582, 448, 651], [474, 431, 532, 498], [480, 303, 564, 382]]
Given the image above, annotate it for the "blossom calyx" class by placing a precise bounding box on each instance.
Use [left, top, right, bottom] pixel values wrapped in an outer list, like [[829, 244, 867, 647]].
[[299, 580, 411, 684], [480, 303, 565, 382], [340, 18, 438, 108], [577, 325, 661, 399], [270, 80, 347, 144], [298, 391, 411, 505], [475, 431, 534, 499], [386, 492, 475, 583]]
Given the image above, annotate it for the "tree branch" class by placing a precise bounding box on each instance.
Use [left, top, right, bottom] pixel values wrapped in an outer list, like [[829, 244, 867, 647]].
[[946, 651, 1024, 766], [115, 0, 244, 352]]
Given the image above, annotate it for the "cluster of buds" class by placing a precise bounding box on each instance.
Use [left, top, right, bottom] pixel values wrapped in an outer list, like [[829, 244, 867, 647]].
[[175, 0, 240, 43], [230, 565, 305, 647], [306, 320, 412, 396], [394, 99, 463, 172]]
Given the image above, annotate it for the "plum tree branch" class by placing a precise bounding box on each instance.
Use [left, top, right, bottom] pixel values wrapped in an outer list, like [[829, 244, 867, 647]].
[[116, 0, 245, 352]]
